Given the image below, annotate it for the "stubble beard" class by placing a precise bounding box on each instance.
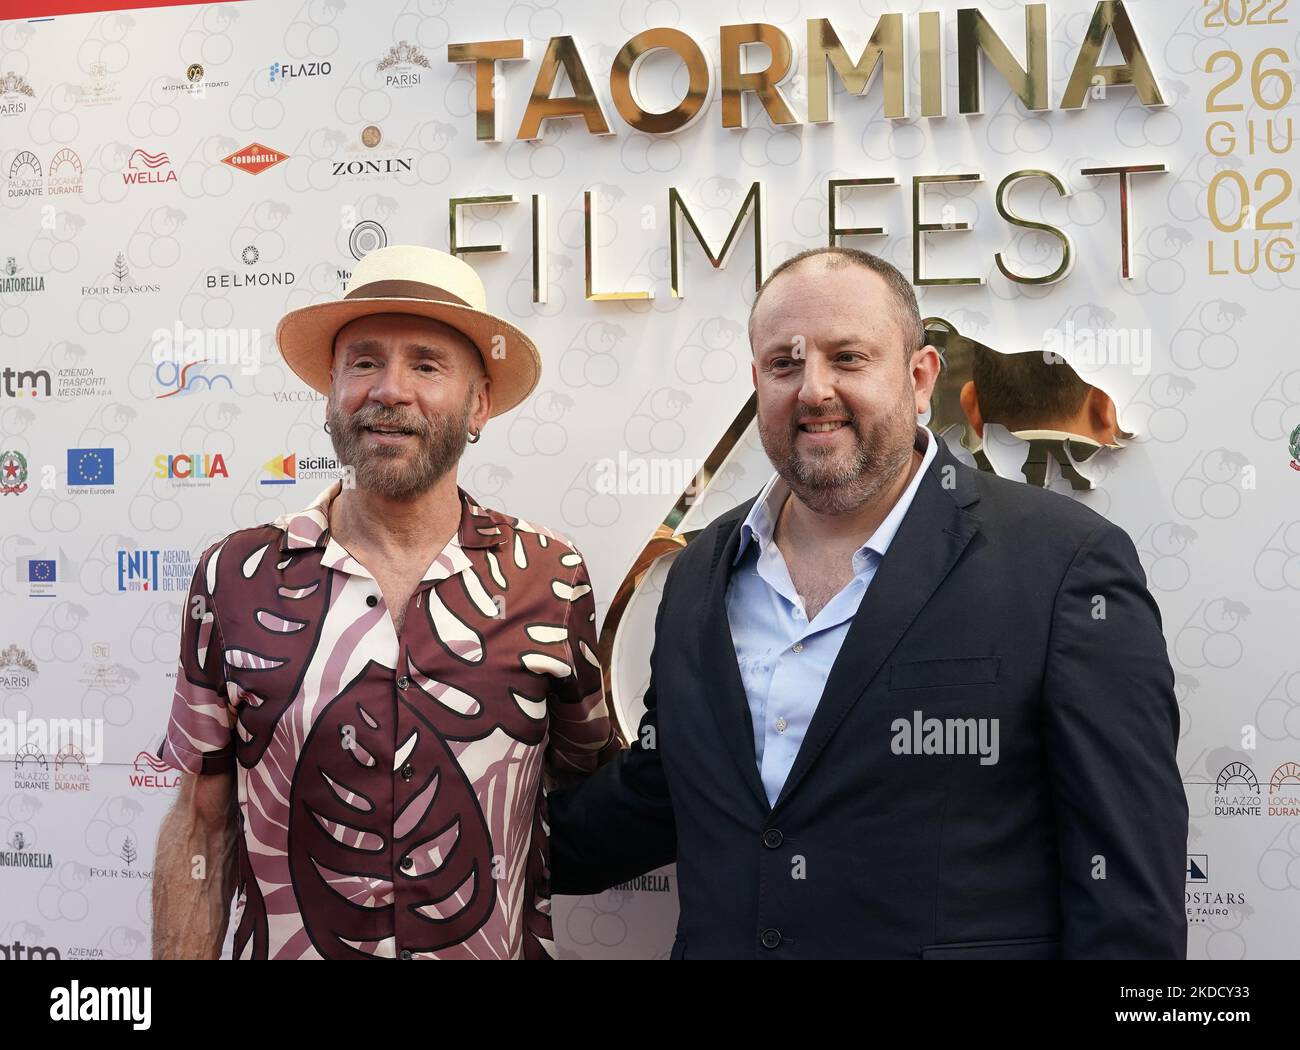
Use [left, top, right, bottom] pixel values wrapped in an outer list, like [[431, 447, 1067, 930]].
[[327, 386, 475, 501], [758, 386, 917, 516]]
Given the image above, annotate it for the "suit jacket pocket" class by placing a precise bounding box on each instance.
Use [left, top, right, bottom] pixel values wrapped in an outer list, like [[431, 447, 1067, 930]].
[[889, 656, 1000, 690], [920, 935, 1058, 960]]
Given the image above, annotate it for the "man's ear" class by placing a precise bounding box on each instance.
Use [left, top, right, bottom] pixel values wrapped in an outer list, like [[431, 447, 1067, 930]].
[[911, 345, 942, 414], [473, 374, 493, 432], [959, 380, 984, 438], [751, 361, 757, 389], [1086, 386, 1119, 445]]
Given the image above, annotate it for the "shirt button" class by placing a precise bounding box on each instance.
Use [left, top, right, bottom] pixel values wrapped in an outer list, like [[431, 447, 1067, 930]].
[[400, 763, 414, 781], [775, 717, 788, 733], [760, 928, 782, 950], [396, 675, 410, 690], [792, 642, 804, 653], [400, 856, 414, 872], [366, 594, 378, 607], [762, 829, 783, 849], [399, 949, 412, 960]]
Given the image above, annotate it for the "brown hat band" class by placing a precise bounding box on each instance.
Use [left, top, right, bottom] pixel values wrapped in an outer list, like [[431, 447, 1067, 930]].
[[344, 279, 472, 307]]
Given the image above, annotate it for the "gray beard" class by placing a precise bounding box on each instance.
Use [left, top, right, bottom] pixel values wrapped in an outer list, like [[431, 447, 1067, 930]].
[[759, 404, 916, 516], [327, 389, 473, 501]]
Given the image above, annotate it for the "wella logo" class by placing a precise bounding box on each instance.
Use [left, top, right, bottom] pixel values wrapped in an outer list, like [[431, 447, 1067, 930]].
[[153, 453, 229, 480], [129, 750, 180, 790], [122, 148, 177, 186], [221, 142, 289, 175]]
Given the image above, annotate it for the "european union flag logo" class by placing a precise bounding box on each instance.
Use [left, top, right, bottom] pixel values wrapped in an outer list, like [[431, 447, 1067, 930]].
[[67, 448, 114, 486], [27, 560, 55, 582]]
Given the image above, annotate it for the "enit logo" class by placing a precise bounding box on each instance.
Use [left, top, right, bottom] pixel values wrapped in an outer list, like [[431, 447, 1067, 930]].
[[221, 142, 289, 175], [270, 60, 331, 82], [153, 452, 229, 482], [122, 148, 177, 186], [129, 750, 180, 790], [115, 548, 193, 592]]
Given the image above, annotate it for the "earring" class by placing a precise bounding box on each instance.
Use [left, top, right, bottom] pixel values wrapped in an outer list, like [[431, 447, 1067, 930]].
[[324, 420, 331, 434], [467, 429, 481, 444]]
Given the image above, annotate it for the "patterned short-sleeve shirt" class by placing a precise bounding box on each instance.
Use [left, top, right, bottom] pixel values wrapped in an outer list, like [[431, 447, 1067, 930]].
[[162, 482, 617, 959]]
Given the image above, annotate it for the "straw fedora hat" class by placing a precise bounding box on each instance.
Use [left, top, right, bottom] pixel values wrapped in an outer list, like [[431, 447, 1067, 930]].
[[275, 245, 540, 417]]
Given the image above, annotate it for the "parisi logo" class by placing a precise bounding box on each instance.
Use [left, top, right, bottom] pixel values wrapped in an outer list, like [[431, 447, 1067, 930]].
[[50, 981, 150, 1030]]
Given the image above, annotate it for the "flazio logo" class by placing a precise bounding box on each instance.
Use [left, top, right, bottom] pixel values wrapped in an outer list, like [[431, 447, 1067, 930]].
[[270, 60, 331, 82], [1289, 424, 1300, 472], [0, 449, 28, 494]]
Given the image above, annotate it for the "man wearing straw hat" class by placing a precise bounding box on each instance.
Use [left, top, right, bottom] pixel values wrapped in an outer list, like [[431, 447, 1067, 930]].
[[152, 245, 616, 959]]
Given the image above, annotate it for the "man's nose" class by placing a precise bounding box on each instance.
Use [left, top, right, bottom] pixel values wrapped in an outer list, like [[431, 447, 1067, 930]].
[[367, 360, 414, 406], [797, 354, 835, 406]]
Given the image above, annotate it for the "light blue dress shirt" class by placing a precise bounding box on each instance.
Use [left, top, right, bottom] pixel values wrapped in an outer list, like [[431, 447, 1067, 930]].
[[725, 427, 938, 806]]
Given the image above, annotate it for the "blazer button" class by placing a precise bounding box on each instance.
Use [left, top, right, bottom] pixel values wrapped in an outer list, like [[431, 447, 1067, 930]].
[[366, 595, 378, 607], [400, 763, 414, 781], [762, 829, 783, 849], [400, 856, 414, 872], [399, 949, 412, 960], [760, 928, 782, 950], [396, 675, 410, 690]]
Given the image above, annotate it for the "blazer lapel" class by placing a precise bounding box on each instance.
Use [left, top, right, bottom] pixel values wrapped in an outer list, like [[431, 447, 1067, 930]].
[[772, 442, 982, 811], [697, 500, 772, 813]]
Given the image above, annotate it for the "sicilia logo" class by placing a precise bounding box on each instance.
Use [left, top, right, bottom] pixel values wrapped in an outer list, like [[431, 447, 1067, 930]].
[[221, 142, 289, 175]]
